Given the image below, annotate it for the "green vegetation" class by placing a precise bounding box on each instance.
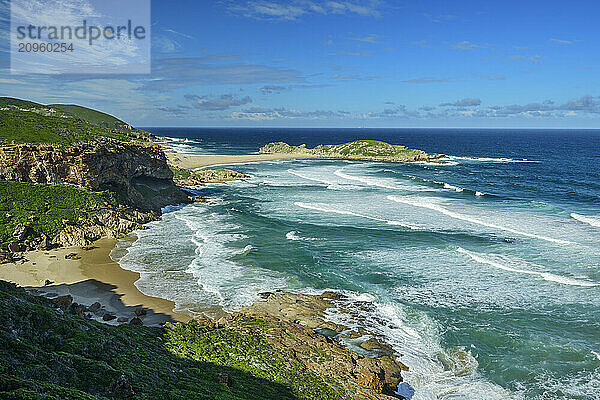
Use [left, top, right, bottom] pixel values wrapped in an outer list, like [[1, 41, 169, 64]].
[[49, 104, 132, 131], [169, 166, 191, 180], [0, 280, 348, 399], [0, 180, 118, 248], [260, 140, 435, 162], [0, 97, 147, 145]]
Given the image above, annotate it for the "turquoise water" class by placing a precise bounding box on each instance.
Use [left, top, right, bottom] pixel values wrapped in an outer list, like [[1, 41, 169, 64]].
[[113, 129, 600, 399]]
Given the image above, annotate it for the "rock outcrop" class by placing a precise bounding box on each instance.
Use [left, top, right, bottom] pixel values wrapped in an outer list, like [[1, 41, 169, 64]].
[[0, 138, 188, 210], [238, 291, 409, 398], [260, 140, 446, 163], [52, 207, 159, 247], [173, 168, 249, 187]]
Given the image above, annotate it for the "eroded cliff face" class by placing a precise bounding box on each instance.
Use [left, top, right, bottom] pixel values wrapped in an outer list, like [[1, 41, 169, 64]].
[[0, 138, 188, 211]]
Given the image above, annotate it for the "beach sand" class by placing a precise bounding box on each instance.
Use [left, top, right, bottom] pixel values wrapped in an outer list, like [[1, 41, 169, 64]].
[[0, 237, 191, 326], [166, 152, 314, 169]]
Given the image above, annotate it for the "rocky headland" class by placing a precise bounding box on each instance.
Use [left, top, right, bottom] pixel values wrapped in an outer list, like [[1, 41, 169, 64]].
[[260, 140, 446, 163]]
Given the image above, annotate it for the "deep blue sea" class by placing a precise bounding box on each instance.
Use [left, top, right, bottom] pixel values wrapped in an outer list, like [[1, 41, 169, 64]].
[[113, 128, 600, 400]]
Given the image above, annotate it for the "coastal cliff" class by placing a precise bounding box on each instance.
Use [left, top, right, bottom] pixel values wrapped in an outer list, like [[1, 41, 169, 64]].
[[260, 140, 445, 163], [0, 139, 188, 211]]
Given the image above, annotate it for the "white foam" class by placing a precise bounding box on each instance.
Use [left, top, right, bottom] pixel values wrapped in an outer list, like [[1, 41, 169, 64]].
[[334, 168, 434, 192], [475, 191, 485, 197], [443, 183, 464, 192], [457, 248, 598, 287], [321, 290, 518, 400], [571, 213, 600, 229], [387, 195, 572, 245], [294, 202, 419, 230], [288, 169, 335, 186], [285, 230, 322, 241], [449, 156, 539, 163]]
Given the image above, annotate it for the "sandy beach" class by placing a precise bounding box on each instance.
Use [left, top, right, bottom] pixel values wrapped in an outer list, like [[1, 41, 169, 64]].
[[0, 237, 191, 326], [166, 152, 314, 169]]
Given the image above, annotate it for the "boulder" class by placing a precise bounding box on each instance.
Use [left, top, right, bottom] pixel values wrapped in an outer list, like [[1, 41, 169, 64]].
[[64, 252, 80, 260], [102, 313, 117, 321], [129, 317, 143, 326], [12, 223, 29, 241], [88, 302, 101, 313], [8, 241, 21, 253], [134, 307, 147, 317], [38, 234, 50, 250], [0, 250, 11, 264], [70, 303, 85, 317], [51, 295, 73, 311]]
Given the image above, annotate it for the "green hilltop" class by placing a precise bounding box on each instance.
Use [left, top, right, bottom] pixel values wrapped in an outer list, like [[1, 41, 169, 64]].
[[0, 97, 149, 145]]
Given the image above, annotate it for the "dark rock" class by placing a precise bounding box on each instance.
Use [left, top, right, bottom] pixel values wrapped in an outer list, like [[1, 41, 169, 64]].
[[102, 313, 117, 321], [134, 307, 147, 317], [215, 372, 230, 387], [44, 279, 53, 286], [71, 303, 85, 317], [38, 234, 50, 250], [51, 294, 73, 311], [258, 291, 273, 299], [117, 317, 128, 323], [8, 241, 21, 253], [0, 250, 11, 264], [129, 317, 143, 326], [88, 302, 101, 313], [12, 223, 29, 241], [64, 252, 80, 260]]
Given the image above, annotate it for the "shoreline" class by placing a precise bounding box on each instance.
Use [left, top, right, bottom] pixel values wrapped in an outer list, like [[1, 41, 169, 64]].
[[165, 151, 316, 169], [0, 237, 191, 326]]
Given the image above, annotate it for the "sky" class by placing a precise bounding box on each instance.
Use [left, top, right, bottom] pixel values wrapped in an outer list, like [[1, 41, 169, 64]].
[[0, 0, 599, 128]]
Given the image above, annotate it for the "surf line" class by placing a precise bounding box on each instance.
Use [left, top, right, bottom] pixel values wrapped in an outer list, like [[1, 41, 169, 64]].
[[387, 195, 572, 245], [294, 202, 419, 230], [457, 248, 597, 287]]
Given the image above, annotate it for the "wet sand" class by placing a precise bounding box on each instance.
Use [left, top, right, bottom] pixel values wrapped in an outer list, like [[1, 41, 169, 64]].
[[0, 237, 191, 326]]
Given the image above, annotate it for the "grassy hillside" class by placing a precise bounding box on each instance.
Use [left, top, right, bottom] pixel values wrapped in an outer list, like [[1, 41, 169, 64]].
[[0, 280, 347, 400], [0, 180, 118, 249], [49, 104, 131, 130], [0, 97, 147, 145]]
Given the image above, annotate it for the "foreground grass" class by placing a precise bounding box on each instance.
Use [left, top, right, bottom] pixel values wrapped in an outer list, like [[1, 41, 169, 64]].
[[0, 180, 118, 248], [0, 281, 347, 399]]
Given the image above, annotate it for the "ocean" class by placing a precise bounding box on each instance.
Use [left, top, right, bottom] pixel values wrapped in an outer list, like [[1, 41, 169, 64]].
[[111, 128, 600, 400]]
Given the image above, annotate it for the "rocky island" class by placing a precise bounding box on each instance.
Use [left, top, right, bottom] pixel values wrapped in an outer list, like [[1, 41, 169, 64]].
[[0, 97, 411, 399], [260, 140, 446, 163]]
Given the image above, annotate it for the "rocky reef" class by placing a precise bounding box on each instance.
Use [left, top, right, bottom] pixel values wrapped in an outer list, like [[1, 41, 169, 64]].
[[0, 138, 188, 211], [260, 140, 445, 163]]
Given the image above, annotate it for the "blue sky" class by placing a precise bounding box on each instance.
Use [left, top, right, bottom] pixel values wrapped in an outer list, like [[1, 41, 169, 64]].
[[1, 0, 599, 128]]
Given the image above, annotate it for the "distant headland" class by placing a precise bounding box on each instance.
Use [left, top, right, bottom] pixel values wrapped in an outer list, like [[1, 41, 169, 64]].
[[259, 140, 446, 163]]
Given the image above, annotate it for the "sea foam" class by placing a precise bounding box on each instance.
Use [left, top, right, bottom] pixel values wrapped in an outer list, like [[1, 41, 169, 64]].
[[457, 248, 597, 287], [294, 201, 419, 230], [387, 195, 572, 245], [571, 213, 600, 228]]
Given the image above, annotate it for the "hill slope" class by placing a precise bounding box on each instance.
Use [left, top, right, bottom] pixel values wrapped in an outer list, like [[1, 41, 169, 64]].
[[0, 97, 149, 145]]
